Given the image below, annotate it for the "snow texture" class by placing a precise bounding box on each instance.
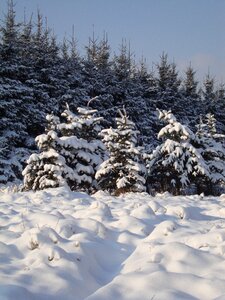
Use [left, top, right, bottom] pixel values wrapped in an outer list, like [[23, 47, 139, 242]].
[[1, 187, 225, 299]]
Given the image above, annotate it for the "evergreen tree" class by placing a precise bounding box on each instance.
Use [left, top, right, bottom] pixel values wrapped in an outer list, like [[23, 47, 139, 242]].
[[203, 73, 215, 101], [96, 108, 146, 195], [93, 32, 110, 70], [61, 37, 69, 60], [183, 65, 199, 99], [56, 104, 105, 192], [156, 53, 181, 109], [179, 64, 200, 128], [0, 0, 33, 183], [112, 40, 134, 81], [22, 116, 73, 191], [0, 0, 20, 61], [19, 14, 34, 73], [147, 110, 209, 194], [202, 72, 216, 113], [196, 113, 225, 194], [85, 30, 99, 66], [70, 26, 79, 61], [216, 83, 225, 102], [214, 83, 225, 133]]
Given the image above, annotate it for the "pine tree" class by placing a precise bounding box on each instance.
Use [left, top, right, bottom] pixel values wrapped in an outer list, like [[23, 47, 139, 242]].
[[0, 0, 20, 60], [156, 53, 181, 109], [196, 113, 225, 194], [70, 26, 79, 61], [147, 110, 209, 194], [113, 40, 134, 81], [202, 72, 216, 113], [96, 108, 146, 195], [178, 64, 201, 128], [203, 73, 215, 101], [61, 37, 69, 61], [92, 32, 110, 70], [22, 115, 73, 191], [214, 83, 225, 133], [56, 103, 105, 192], [19, 13, 33, 64], [216, 83, 225, 102], [86, 30, 99, 66], [183, 65, 198, 99], [0, 1, 33, 183]]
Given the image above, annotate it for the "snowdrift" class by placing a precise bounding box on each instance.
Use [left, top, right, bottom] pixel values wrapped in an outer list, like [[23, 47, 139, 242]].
[[1, 187, 225, 299]]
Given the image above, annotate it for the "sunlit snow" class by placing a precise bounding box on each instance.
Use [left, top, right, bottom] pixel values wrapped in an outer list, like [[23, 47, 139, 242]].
[[1, 187, 225, 299]]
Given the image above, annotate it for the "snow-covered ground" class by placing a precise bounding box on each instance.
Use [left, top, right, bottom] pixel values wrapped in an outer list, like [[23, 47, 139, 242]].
[[1, 187, 225, 300]]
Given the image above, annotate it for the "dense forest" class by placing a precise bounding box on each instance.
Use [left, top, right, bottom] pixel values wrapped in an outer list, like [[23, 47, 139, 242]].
[[0, 1, 224, 194]]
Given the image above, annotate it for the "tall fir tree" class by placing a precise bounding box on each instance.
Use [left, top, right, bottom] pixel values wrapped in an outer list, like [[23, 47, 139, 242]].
[[202, 72, 216, 113], [113, 39, 134, 81], [183, 65, 199, 99], [156, 53, 181, 110], [214, 83, 225, 133], [0, 0, 33, 183], [179, 64, 200, 128]]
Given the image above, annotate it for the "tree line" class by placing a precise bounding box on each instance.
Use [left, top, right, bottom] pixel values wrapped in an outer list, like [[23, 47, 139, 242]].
[[0, 1, 225, 189], [23, 105, 225, 196]]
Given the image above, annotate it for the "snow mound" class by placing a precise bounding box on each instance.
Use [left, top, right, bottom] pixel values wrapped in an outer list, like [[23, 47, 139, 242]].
[[130, 203, 155, 219]]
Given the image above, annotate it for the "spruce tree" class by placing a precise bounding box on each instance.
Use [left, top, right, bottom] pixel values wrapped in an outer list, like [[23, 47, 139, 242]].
[[183, 65, 198, 99], [56, 103, 105, 192], [0, 0, 20, 60], [0, 0, 33, 183], [156, 53, 181, 109], [196, 113, 225, 194], [96, 108, 146, 195], [214, 83, 225, 133], [147, 110, 209, 194], [178, 64, 200, 128], [112, 40, 134, 81], [22, 115, 73, 191], [202, 72, 216, 113]]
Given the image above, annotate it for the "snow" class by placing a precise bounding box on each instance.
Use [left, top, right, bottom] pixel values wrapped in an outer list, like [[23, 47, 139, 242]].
[[1, 187, 225, 299]]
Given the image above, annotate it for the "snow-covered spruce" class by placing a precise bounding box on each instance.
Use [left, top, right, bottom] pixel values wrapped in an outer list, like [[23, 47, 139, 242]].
[[96, 108, 146, 195], [196, 113, 225, 194], [22, 130, 72, 190], [147, 109, 210, 194], [23, 105, 106, 192], [56, 104, 106, 192]]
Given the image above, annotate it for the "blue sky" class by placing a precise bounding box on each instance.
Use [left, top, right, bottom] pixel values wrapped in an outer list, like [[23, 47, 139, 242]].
[[1, 0, 224, 82]]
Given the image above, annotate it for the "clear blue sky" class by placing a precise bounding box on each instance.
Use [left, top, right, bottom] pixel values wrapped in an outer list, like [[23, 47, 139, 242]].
[[1, 0, 224, 83]]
